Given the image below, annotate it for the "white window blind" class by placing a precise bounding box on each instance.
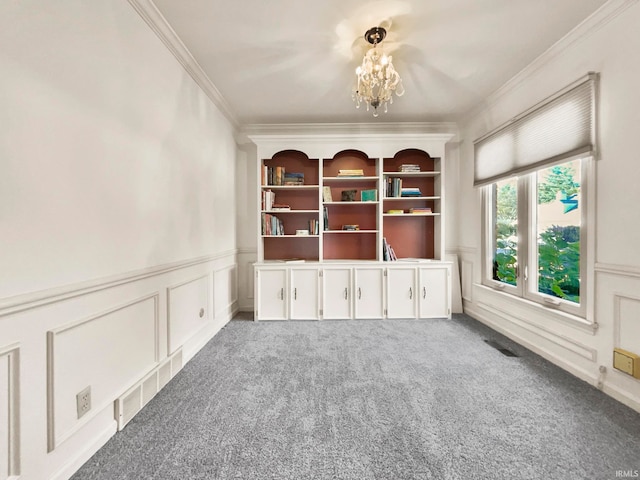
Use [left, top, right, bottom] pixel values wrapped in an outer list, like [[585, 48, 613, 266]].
[[474, 73, 597, 187]]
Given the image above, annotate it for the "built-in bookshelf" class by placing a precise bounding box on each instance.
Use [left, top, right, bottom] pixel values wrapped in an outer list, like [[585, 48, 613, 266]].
[[255, 143, 446, 263], [382, 149, 441, 260], [260, 150, 320, 261], [322, 150, 379, 260]]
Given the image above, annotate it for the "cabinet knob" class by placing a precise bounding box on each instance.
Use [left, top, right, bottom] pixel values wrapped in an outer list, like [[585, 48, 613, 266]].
[[199, 308, 205, 318]]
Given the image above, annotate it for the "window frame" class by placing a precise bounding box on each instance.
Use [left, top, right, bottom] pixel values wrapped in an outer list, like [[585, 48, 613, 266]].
[[481, 156, 594, 319]]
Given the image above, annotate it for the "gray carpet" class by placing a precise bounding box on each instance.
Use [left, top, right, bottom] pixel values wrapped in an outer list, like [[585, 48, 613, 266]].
[[72, 314, 640, 480]]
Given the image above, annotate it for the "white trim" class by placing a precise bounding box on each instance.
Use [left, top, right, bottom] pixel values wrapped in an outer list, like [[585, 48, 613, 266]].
[[0, 250, 236, 317], [166, 275, 211, 355], [126, 0, 239, 128], [457, 246, 478, 255], [463, 0, 638, 124], [476, 301, 597, 361], [240, 122, 459, 141], [49, 422, 117, 480], [595, 262, 640, 278], [47, 293, 160, 452], [474, 283, 597, 333]]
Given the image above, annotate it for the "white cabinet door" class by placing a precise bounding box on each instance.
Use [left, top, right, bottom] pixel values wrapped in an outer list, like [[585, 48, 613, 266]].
[[419, 267, 450, 318], [290, 268, 319, 320], [322, 268, 352, 319], [386, 267, 418, 319], [354, 267, 384, 319], [255, 268, 288, 320]]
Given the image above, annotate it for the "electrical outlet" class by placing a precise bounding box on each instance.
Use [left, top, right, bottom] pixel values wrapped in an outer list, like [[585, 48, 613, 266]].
[[76, 386, 91, 419]]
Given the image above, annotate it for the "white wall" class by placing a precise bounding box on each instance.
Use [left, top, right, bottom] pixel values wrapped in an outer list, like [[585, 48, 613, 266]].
[[456, 1, 640, 412], [0, 2, 238, 479]]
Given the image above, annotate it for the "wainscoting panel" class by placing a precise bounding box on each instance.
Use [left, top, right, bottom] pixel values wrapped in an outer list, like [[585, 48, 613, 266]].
[[461, 259, 473, 303], [614, 294, 640, 353], [167, 275, 210, 355], [47, 294, 158, 450], [0, 344, 19, 479], [214, 266, 237, 317]]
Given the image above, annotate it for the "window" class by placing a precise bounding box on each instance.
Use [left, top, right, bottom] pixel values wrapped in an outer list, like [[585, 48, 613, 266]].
[[483, 158, 590, 317], [475, 73, 597, 319]]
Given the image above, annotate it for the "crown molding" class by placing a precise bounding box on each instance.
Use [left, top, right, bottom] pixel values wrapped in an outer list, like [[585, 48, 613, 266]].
[[462, 0, 638, 124], [127, 0, 239, 129], [237, 122, 459, 143]]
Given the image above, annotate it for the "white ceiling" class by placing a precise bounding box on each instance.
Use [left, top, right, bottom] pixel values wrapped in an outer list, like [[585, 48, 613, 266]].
[[151, 0, 608, 125]]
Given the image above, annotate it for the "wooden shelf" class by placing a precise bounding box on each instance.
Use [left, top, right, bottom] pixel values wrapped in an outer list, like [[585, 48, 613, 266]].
[[383, 213, 440, 217], [261, 234, 320, 238], [383, 171, 439, 177], [323, 201, 378, 206], [261, 185, 319, 189], [383, 196, 440, 201], [322, 176, 378, 182], [323, 230, 378, 234], [261, 210, 319, 213]]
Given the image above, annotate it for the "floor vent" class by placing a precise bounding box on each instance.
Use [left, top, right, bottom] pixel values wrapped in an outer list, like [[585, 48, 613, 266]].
[[115, 348, 183, 430], [484, 339, 519, 357]]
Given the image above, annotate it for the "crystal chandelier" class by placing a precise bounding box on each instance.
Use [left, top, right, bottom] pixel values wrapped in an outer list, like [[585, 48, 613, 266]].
[[353, 27, 405, 117]]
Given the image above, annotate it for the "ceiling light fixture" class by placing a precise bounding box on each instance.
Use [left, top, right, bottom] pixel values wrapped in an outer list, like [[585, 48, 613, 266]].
[[353, 26, 405, 117]]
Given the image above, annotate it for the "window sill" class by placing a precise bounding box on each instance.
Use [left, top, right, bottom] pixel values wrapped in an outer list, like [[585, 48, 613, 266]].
[[475, 283, 597, 334]]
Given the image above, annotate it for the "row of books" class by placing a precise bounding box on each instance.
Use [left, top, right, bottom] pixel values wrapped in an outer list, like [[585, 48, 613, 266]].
[[261, 213, 284, 235], [337, 169, 364, 177], [387, 178, 423, 197], [262, 166, 305, 186], [398, 164, 421, 172], [308, 219, 320, 235], [383, 237, 398, 261]]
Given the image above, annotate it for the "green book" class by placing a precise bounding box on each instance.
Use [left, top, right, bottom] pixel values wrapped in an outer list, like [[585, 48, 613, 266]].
[[361, 189, 377, 201]]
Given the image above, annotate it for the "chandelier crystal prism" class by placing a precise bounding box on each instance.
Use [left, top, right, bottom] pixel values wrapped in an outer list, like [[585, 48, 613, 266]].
[[352, 27, 405, 117]]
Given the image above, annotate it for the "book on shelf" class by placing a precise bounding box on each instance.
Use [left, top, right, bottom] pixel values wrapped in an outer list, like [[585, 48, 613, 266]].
[[361, 189, 377, 201], [386, 209, 404, 214], [382, 237, 398, 261], [337, 169, 364, 177], [284, 172, 304, 185], [385, 177, 403, 197], [322, 186, 333, 202], [398, 164, 421, 172], [401, 187, 422, 197], [261, 189, 275, 211], [261, 213, 285, 235], [263, 165, 287, 186], [308, 218, 319, 235], [323, 206, 329, 230], [271, 204, 291, 211], [342, 224, 359, 231], [409, 207, 432, 214]]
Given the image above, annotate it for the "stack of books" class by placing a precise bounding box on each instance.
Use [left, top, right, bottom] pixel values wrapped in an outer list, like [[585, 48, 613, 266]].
[[284, 172, 304, 185], [401, 187, 422, 197], [337, 169, 364, 177], [409, 207, 432, 214], [271, 203, 291, 211], [398, 164, 421, 172]]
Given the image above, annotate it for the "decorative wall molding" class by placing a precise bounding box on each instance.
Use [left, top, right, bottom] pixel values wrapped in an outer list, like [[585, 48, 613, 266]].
[[613, 292, 640, 351], [463, 0, 639, 124], [475, 301, 597, 361], [126, 0, 239, 128], [461, 259, 474, 303], [0, 343, 20, 478], [166, 274, 211, 355], [474, 283, 597, 333], [47, 293, 159, 451], [239, 122, 459, 142], [457, 246, 478, 255], [214, 265, 239, 315], [0, 250, 236, 317], [596, 262, 640, 278]]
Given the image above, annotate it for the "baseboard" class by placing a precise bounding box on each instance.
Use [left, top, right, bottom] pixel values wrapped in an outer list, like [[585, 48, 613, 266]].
[[49, 422, 117, 480], [464, 304, 640, 414]]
